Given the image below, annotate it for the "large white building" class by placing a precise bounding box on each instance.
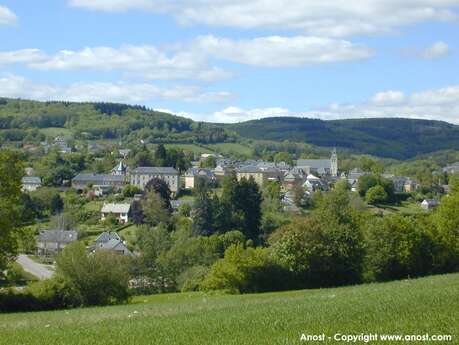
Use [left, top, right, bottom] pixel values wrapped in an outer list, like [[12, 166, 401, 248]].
[[130, 167, 180, 192]]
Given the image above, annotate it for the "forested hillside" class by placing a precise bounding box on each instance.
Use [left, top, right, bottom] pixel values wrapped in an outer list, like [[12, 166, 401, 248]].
[[1, 98, 459, 159], [228, 117, 459, 159], [0, 98, 235, 145]]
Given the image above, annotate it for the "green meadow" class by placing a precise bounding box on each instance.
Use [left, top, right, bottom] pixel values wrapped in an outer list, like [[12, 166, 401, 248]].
[[1, 273, 458, 345]]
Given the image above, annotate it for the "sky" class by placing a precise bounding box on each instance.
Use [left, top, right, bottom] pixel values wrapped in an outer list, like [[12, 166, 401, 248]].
[[0, 0, 458, 124]]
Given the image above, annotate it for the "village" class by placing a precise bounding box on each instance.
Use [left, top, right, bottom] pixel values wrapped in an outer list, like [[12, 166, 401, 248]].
[[16, 134, 457, 264]]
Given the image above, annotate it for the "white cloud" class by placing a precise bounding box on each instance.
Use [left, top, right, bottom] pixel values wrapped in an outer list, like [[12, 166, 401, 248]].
[[0, 49, 47, 65], [68, 0, 459, 37], [371, 91, 406, 105], [0, 74, 232, 103], [211, 106, 293, 122], [68, 0, 159, 12], [0, 45, 229, 82], [171, 86, 459, 124], [422, 41, 450, 59], [165, 106, 301, 123], [0, 5, 17, 26], [0, 36, 373, 80], [195, 35, 373, 67], [311, 86, 459, 124]]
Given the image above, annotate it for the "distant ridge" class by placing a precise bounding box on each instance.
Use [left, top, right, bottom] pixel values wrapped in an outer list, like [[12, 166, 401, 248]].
[[1, 98, 459, 159], [227, 116, 459, 159]]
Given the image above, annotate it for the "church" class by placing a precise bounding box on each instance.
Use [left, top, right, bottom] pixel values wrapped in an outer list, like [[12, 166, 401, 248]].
[[296, 149, 338, 177]]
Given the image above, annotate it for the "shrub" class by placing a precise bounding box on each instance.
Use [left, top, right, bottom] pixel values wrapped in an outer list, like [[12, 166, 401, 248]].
[[0, 278, 78, 312], [429, 184, 459, 273], [200, 244, 289, 294], [177, 265, 210, 292], [364, 215, 434, 282], [270, 215, 365, 288], [365, 185, 388, 205], [56, 242, 131, 306]]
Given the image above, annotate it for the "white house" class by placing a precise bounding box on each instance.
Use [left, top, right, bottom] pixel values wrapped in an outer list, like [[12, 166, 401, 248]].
[[21, 176, 42, 192], [101, 203, 131, 224], [421, 199, 439, 211]]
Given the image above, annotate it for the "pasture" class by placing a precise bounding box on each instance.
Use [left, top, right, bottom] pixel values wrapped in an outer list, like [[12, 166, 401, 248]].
[[0, 273, 457, 344]]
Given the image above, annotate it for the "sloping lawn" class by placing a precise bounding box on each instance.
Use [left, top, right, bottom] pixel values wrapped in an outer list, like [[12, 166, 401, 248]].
[[0, 273, 458, 344]]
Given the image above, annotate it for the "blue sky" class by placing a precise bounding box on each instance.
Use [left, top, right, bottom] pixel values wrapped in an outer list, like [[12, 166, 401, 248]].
[[0, 0, 458, 123]]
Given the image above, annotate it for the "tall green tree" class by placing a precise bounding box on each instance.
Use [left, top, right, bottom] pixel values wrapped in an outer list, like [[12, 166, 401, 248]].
[[154, 144, 167, 166], [145, 177, 171, 210], [141, 191, 171, 227], [0, 150, 23, 273], [133, 145, 154, 167], [232, 177, 263, 243], [191, 185, 215, 236], [430, 179, 459, 272]]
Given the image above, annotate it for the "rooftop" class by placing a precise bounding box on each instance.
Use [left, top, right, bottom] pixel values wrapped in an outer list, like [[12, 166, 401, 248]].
[[38, 230, 78, 243], [101, 203, 131, 214], [72, 173, 125, 183], [132, 167, 179, 175]]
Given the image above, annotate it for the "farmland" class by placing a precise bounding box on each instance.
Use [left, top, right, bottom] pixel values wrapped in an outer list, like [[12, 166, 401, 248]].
[[1, 273, 457, 345]]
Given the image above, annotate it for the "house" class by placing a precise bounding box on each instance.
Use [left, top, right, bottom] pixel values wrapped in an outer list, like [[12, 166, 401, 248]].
[[403, 179, 418, 193], [72, 173, 126, 191], [283, 172, 300, 190], [53, 136, 73, 154], [184, 168, 216, 189], [91, 185, 112, 197], [119, 149, 131, 158], [213, 165, 231, 180], [130, 167, 180, 192], [282, 167, 306, 190], [443, 162, 459, 175], [236, 166, 282, 187], [421, 199, 439, 211], [37, 230, 78, 256], [302, 174, 325, 192], [386, 175, 418, 193], [24, 167, 35, 176], [101, 203, 131, 224], [21, 176, 42, 192], [296, 149, 338, 177], [346, 168, 368, 192], [93, 231, 133, 256]]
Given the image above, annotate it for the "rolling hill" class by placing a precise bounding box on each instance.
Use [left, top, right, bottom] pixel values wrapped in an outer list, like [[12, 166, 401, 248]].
[[1, 98, 459, 159], [228, 117, 459, 159], [0, 273, 457, 345]]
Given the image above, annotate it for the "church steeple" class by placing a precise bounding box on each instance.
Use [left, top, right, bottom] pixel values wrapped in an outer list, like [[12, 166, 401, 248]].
[[330, 148, 338, 177]]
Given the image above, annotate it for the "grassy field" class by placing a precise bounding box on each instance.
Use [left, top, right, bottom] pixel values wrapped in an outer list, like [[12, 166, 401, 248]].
[[38, 127, 73, 137], [207, 142, 254, 156], [119, 224, 140, 247], [369, 201, 425, 216], [0, 274, 457, 344], [164, 144, 215, 155]]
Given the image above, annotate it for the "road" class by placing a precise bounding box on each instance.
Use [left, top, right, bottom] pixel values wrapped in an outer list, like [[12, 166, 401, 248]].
[[16, 255, 54, 280]]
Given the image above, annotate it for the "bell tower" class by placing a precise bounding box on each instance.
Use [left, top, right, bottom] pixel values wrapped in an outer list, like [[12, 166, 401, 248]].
[[331, 148, 338, 176]]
